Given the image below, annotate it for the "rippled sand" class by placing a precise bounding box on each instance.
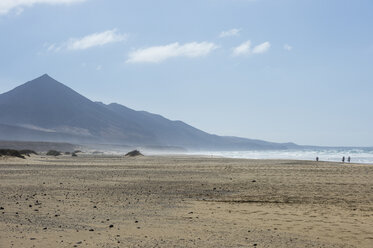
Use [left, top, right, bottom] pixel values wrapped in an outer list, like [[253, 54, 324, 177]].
[[0, 155, 372, 247]]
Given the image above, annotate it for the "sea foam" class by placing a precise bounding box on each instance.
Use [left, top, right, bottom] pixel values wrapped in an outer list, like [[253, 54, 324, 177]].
[[187, 149, 373, 164]]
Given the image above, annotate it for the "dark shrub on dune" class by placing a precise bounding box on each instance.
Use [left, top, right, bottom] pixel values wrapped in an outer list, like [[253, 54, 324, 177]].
[[19, 150, 38, 156], [125, 150, 143, 157], [0, 149, 25, 159], [46, 150, 61, 156], [72, 152, 77, 157]]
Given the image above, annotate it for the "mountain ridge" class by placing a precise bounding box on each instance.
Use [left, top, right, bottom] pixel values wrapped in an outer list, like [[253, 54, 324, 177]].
[[0, 74, 297, 150]]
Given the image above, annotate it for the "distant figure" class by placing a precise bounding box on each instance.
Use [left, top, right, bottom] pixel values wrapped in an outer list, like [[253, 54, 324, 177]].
[[316, 157, 319, 162], [342, 156, 345, 163], [347, 156, 351, 163]]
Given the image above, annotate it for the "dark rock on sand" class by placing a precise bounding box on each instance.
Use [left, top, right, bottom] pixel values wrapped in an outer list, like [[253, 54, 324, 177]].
[[125, 150, 143, 157]]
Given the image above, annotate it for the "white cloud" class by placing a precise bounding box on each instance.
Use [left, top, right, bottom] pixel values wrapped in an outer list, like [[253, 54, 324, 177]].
[[284, 44, 293, 51], [67, 29, 126, 50], [15, 8, 24, 15], [127, 42, 219, 63], [219, 28, 241, 38], [252, 41, 271, 54], [48, 29, 127, 52], [233, 40, 271, 56], [232, 40, 251, 56], [0, 0, 86, 15]]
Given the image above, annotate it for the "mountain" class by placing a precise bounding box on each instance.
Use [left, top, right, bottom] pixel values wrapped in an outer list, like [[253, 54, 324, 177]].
[[0, 74, 297, 150]]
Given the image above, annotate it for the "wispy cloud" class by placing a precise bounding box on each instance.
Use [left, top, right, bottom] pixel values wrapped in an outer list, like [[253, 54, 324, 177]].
[[47, 29, 127, 52], [233, 40, 271, 56], [252, 41, 271, 54], [0, 0, 87, 15], [127, 42, 219, 64], [232, 40, 251, 56], [219, 28, 241, 38], [283, 44, 293, 51]]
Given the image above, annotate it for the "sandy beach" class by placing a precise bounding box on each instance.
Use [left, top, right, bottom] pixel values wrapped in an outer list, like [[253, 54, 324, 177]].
[[0, 155, 372, 247]]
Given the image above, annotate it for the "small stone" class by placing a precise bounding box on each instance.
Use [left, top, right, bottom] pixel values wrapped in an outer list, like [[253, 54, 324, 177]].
[[109, 224, 114, 228], [89, 229, 94, 232]]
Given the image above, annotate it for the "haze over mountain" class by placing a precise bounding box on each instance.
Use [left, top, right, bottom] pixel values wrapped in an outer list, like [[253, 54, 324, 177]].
[[0, 74, 297, 150]]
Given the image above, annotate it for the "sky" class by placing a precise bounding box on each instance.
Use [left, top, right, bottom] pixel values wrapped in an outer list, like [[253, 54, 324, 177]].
[[0, 0, 372, 147]]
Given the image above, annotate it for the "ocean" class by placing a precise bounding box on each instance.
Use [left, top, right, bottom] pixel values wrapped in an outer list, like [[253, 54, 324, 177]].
[[187, 149, 373, 164]]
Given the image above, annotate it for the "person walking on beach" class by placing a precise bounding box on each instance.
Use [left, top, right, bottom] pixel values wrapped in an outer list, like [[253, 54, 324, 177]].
[[316, 157, 319, 162], [347, 156, 351, 163], [342, 156, 345, 163]]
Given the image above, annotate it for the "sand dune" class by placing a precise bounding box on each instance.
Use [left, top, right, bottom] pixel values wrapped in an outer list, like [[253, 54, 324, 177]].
[[0, 155, 372, 247]]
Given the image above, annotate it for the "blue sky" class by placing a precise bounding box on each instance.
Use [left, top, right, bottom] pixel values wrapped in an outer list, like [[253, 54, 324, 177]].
[[0, 0, 372, 146]]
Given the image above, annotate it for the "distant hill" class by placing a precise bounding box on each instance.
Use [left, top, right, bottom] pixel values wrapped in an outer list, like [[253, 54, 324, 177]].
[[0, 74, 298, 150], [0, 140, 78, 152]]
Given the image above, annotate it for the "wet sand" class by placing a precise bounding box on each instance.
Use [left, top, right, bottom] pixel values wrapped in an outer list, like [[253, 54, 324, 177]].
[[0, 155, 372, 247]]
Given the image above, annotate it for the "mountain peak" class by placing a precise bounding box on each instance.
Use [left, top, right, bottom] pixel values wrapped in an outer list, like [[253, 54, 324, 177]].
[[39, 73, 52, 79], [25, 74, 61, 86], [0, 74, 87, 107]]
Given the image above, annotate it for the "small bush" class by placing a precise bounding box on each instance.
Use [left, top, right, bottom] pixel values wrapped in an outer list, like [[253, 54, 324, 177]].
[[0, 149, 25, 159], [74, 150, 82, 154], [72, 152, 77, 157], [125, 150, 143, 157], [46, 150, 61, 156]]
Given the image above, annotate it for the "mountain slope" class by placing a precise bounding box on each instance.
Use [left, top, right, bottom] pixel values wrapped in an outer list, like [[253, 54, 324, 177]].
[[0, 74, 297, 150], [0, 74, 156, 144]]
